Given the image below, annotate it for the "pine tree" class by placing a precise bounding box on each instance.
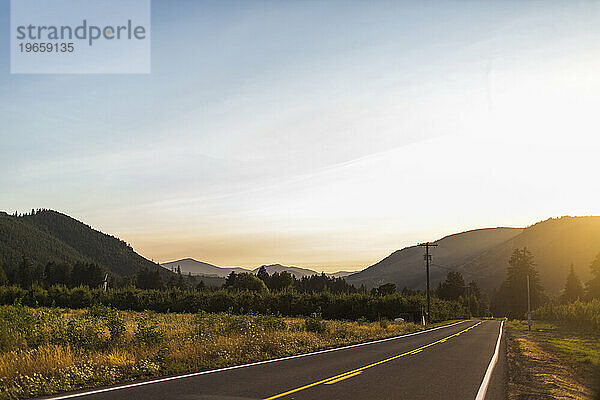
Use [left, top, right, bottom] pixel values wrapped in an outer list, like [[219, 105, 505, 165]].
[[506, 247, 543, 315], [491, 248, 544, 318], [561, 264, 584, 303], [586, 252, 600, 299], [436, 271, 466, 300], [256, 266, 270, 285], [0, 264, 7, 285], [18, 256, 34, 288]]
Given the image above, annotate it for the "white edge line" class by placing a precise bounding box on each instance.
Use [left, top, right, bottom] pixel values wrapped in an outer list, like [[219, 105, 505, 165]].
[[41, 320, 472, 400], [474, 319, 504, 400]]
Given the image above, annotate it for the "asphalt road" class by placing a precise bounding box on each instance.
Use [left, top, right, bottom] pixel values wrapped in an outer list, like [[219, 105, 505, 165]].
[[43, 319, 506, 400]]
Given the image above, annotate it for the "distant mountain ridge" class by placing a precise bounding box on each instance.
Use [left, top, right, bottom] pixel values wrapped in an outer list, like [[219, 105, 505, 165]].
[[161, 258, 251, 277], [4, 210, 598, 295], [161, 259, 349, 279]]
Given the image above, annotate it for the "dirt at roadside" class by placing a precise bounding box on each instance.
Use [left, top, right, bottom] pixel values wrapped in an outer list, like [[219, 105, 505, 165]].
[[506, 326, 598, 400]]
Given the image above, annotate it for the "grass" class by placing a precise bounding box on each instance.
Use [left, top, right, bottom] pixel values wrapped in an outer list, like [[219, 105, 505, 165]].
[[548, 336, 600, 366], [506, 319, 600, 399], [0, 305, 436, 400]]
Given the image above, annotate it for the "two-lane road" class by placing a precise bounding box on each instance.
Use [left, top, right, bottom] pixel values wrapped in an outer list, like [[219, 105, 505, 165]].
[[43, 319, 505, 400]]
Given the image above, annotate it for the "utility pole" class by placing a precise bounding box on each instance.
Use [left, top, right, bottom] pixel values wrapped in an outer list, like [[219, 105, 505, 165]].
[[418, 242, 437, 326], [527, 275, 532, 331], [461, 285, 472, 319]]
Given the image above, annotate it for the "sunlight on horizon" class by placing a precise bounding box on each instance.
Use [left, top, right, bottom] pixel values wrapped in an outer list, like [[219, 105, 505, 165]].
[[2, 1, 599, 272]]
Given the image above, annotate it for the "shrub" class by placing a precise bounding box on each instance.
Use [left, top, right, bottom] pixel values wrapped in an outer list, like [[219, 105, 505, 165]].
[[533, 299, 600, 332], [87, 305, 125, 344], [134, 315, 165, 346], [305, 313, 326, 333], [65, 318, 106, 350]]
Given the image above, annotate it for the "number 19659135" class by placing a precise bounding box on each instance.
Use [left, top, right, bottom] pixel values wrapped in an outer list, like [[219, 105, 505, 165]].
[[19, 42, 74, 53]]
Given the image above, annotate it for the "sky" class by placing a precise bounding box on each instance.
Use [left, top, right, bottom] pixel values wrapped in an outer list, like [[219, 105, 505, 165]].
[[1, 0, 600, 272]]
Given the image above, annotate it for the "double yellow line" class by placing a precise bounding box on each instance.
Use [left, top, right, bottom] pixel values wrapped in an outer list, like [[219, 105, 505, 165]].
[[263, 321, 483, 400]]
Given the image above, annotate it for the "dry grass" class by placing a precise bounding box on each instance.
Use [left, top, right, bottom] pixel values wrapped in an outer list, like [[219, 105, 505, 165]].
[[0, 345, 75, 379], [506, 320, 599, 400], [0, 306, 425, 399]]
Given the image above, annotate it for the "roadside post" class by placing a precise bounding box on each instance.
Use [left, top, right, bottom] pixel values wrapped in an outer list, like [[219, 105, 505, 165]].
[[527, 275, 532, 331]]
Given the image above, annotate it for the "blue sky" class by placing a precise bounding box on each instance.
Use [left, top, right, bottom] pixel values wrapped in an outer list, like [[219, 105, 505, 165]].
[[1, 1, 599, 271]]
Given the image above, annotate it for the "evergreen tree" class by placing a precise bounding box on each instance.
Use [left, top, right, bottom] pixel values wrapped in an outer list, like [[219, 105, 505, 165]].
[[224, 272, 237, 288], [374, 283, 396, 295], [269, 271, 293, 291], [491, 248, 544, 317], [226, 272, 267, 292], [586, 252, 600, 299], [436, 271, 466, 300], [18, 256, 34, 288], [561, 264, 584, 303], [256, 266, 270, 285], [136, 267, 164, 290], [0, 264, 7, 285], [44, 261, 72, 286]]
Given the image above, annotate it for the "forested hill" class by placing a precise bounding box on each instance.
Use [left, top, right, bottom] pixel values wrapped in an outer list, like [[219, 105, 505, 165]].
[[0, 211, 91, 269], [460, 216, 600, 293], [345, 227, 523, 291], [346, 216, 600, 294], [0, 209, 165, 278]]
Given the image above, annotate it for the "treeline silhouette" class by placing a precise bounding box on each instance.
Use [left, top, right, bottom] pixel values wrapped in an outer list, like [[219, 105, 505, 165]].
[[0, 285, 468, 322], [491, 248, 600, 318], [227, 266, 360, 294]]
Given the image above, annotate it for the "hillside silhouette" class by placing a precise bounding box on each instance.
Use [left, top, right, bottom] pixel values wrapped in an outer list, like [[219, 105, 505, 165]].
[[0, 209, 167, 279], [347, 217, 600, 293], [345, 227, 522, 290]]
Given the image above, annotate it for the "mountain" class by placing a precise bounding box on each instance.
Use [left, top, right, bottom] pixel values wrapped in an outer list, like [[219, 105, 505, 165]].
[[161, 258, 251, 277], [327, 271, 354, 278], [459, 216, 600, 293], [0, 209, 169, 278], [160, 259, 343, 279], [345, 227, 523, 291], [252, 264, 320, 278], [0, 211, 92, 269], [346, 217, 600, 294]]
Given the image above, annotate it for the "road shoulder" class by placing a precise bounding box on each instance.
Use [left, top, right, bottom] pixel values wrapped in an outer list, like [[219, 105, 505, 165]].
[[506, 320, 599, 399]]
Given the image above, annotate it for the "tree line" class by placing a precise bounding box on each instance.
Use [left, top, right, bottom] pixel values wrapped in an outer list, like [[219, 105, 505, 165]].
[[0, 285, 468, 322], [491, 247, 600, 318]]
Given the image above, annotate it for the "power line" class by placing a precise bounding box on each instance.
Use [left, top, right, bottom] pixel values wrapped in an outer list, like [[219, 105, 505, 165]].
[[430, 262, 502, 279]]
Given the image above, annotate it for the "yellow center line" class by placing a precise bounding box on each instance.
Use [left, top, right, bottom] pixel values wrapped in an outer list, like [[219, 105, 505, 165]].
[[262, 321, 483, 400], [323, 371, 363, 385]]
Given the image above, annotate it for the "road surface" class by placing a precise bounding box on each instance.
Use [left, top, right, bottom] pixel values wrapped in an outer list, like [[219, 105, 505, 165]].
[[42, 319, 505, 400]]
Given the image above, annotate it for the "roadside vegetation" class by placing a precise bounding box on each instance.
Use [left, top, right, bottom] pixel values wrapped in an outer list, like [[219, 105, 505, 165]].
[[534, 299, 600, 333], [0, 285, 468, 322], [0, 304, 427, 399], [506, 320, 599, 399]]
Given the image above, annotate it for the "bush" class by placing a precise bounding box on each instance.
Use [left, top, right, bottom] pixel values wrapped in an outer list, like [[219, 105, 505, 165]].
[[305, 313, 326, 333], [65, 318, 106, 350], [87, 305, 125, 343], [533, 299, 600, 332], [134, 314, 165, 346]]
